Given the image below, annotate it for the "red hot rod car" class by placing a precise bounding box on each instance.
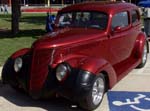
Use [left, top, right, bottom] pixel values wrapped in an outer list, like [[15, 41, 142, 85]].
[[2, 2, 149, 111]]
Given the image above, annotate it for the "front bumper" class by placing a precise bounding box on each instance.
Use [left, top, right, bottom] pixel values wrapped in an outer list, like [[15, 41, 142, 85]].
[[2, 57, 96, 101], [42, 68, 96, 102]]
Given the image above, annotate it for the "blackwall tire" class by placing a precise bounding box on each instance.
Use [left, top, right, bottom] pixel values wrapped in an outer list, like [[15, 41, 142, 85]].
[[137, 43, 148, 68], [2, 59, 25, 93], [79, 74, 106, 111]]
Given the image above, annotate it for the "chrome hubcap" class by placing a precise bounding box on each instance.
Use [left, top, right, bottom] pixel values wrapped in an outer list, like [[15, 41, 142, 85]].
[[92, 77, 105, 106], [142, 44, 147, 64]]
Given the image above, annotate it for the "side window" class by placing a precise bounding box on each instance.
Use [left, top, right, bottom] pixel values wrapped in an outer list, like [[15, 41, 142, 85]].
[[59, 13, 72, 26], [112, 11, 129, 29], [75, 12, 90, 22], [131, 10, 139, 24]]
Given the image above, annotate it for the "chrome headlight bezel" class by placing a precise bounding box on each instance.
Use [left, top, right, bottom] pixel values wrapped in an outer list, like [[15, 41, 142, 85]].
[[56, 63, 70, 82], [14, 57, 23, 72]]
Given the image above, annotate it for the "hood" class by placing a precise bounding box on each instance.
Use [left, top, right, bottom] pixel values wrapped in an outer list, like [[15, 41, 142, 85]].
[[32, 28, 106, 50]]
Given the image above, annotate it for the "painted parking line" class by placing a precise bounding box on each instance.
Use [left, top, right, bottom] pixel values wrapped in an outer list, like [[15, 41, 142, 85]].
[[107, 91, 150, 111]]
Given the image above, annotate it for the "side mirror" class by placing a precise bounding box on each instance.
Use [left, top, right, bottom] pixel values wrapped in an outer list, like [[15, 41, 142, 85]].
[[110, 26, 122, 36], [113, 26, 122, 32]]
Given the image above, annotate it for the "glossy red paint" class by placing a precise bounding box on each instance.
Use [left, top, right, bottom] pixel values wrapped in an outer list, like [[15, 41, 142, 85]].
[[29, 49, 52, 91], [27, 2, 146, 91], [4, 2, 148, 98], [11, 48, 30, 59]]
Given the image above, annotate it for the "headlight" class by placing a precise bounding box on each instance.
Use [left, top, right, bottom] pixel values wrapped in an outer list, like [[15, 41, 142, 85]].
[[14, 57, 23, 72], [56, 64, 69, 81]]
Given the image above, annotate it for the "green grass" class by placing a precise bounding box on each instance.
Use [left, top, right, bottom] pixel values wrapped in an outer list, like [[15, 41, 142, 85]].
[[0, 13, 47, 66]]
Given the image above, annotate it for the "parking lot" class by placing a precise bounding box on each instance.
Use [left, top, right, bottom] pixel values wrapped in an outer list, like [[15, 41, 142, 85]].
[[0, 53, 150, 111]]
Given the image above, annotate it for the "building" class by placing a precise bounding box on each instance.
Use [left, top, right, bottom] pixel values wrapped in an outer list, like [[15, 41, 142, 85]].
[[0, 0, 85, 6], [0, 0, 139, 6], [0, 0, 11, 6]]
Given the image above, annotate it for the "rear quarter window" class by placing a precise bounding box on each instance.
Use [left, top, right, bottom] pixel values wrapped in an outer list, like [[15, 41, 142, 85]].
[[131, 10, 139, 24], [112, 11, 129, 29]]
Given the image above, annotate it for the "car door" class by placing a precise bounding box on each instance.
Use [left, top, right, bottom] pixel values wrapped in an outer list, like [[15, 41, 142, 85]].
[[109, 11, 136, 67]]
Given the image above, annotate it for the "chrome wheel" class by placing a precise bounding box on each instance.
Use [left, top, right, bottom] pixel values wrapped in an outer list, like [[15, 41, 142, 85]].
[[92, 76, 105, 106], [79, 74, 106, 110], [142, 44, 147, 64]]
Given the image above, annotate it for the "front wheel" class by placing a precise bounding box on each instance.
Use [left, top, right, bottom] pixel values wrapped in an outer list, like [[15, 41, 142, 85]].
[[79, 74, 106, 111], [2, 59, 25, 93], [137, 42, 148, 68]]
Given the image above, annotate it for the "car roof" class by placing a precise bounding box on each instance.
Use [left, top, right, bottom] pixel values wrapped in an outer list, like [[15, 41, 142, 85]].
[[59, 1, 137, 14]]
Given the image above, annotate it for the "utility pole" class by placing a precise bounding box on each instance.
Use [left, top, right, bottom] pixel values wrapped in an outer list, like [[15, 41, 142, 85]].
[[48, 0, 50, 7], [73, 0, 75, 4], [8, 0, 11, 6], [23, 0, 26, 6], [62, 0, 64, 7]]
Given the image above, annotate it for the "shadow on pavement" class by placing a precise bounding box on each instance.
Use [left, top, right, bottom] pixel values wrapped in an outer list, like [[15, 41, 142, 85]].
[[1, 14, 46, 26], [0, 82, 84, 111], [0, 29, 45, 39], [20, 15, 46, 25]]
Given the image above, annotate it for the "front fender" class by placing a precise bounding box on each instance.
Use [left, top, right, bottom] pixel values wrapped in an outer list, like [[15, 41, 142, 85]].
[[53, 54, 117, 89], [11, 48, 31, 59], [79, 58, 117, 89]]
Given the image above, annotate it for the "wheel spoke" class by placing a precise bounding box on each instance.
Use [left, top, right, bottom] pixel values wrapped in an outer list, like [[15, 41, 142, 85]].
[[92, 76, 105, 105], [142, 44, 147, 63]]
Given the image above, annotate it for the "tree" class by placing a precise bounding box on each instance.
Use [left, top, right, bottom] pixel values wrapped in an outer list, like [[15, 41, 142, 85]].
[[11, 0, 21, 35]]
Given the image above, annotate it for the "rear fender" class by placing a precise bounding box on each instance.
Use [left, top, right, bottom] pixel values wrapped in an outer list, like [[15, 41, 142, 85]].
[[11, 48, 31, 59], [134, 32, 147, 58]]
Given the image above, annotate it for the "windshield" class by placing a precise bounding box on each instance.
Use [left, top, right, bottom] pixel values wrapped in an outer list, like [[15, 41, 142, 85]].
[[58, 11, 108, 30]]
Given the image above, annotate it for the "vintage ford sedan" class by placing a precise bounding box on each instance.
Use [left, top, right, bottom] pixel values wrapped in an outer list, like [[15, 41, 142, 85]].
[[2, 2, 149, 111]]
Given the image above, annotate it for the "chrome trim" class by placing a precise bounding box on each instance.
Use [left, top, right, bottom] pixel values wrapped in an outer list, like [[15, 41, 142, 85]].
[[142, 44, 147, 64], [50, 49, 56, 65]]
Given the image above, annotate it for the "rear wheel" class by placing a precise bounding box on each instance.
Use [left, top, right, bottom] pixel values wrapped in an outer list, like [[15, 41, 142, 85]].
[[79, 74, 106, 111], [137, 43, 148, 68]]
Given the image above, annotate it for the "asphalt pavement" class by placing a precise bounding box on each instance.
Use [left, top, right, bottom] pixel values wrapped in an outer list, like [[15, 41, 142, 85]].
[[0, 54, 149, 111]]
